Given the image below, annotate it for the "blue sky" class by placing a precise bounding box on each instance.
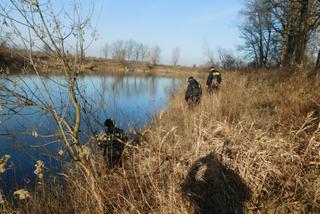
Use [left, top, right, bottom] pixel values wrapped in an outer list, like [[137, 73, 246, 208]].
[[85, 0, 244, 66]]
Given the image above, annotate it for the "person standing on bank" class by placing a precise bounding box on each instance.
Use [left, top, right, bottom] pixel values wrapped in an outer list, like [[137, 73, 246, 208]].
[[185, 76, 202, 105], [206, 67, 222, 93]]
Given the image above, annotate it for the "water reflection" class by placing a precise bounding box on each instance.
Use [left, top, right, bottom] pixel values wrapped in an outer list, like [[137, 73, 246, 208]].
[[79, 75, 180, 130], [0, 74, 181, 192]]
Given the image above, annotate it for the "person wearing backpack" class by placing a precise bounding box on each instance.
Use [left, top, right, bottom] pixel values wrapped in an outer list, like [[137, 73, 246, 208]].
[[206, 67, 222, 93], [185, 76, 202, 104]]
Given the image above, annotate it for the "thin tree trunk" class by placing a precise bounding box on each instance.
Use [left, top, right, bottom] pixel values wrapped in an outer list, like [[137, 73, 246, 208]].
[[281, 30, 296, 67], [258, 13, 264, 67], [280, 1, 298, 68], [316, 48, 320, 67], [294, 0, 311, 67]]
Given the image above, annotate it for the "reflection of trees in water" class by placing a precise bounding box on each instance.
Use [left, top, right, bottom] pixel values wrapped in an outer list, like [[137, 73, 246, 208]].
[[81, 75, 181, 100], [182, 153, 250, 214], [76, 75, 180, 133], [106, 75, 159, 98]]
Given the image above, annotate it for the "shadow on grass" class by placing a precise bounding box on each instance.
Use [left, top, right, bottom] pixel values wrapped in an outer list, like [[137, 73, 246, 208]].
[[181, 153, 251, 214]]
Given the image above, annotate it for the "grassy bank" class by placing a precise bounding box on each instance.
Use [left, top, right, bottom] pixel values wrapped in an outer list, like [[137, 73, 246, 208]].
[[1, 70, 320, 213]]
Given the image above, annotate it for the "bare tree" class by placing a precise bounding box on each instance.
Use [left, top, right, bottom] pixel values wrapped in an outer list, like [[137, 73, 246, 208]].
[[267, 0, 320, 67], [0, 0, 86, 157], [171, 47, 180, 66], [107, 40, 152, 63], [149, 46, 161, 65], [139, 44, 149, 61], [203, 40, 216, 66], [134, 42, 149, 62], [125, 40, 136, 61], [111, 40, 126, 61], [239, 0, 280, 67], [0, 1, 106, 210], [218, 48, 236, 69], [133, 42, 142, 61], [240, 0, 320, 68], [102, 43, 110, 59], [110, 40, 151, 62]]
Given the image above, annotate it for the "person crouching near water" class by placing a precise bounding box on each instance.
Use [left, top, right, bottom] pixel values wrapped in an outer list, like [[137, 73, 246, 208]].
[[206, 67, 222, 93], [185, 76, 202, 105], [97, 118, 128, 167]]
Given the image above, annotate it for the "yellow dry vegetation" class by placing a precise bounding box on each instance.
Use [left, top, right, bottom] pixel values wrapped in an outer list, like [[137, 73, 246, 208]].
[[1, 70, 319, 214]]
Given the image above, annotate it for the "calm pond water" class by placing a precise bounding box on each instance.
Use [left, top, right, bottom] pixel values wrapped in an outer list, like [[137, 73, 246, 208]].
[[0, 74, 181, 192]]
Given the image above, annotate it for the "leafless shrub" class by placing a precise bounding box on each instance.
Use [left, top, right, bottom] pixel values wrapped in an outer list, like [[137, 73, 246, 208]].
[[171, 47, 180, 67], [0, 0, 105, 212]]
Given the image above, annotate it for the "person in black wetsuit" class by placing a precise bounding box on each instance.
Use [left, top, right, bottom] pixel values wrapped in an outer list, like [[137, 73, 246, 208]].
[[185, 76, 202, 104], [97, 118, 128, 167]]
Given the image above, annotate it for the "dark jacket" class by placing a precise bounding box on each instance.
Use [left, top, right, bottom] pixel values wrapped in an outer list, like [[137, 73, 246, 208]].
[[101, 126, 127, 167], [185, 79, 202, 103], [206, 70, 222, 92], [105, 127, 127, 142], [206, 71, 222, 87]]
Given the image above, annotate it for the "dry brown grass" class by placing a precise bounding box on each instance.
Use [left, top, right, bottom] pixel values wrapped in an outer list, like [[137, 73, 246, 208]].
[[1, 70, 320, 213], [121, 70, 320, 214]]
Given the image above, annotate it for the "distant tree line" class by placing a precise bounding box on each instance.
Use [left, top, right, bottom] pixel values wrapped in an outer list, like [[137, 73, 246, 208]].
[[102, 40, 164, 65], [239, 0, 320, 69]]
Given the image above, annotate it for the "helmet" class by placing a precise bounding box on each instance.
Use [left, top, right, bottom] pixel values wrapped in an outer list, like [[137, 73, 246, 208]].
[[210, 67, 218, 72], [188, 76, 194, 82], [104, 118, 115, 128]]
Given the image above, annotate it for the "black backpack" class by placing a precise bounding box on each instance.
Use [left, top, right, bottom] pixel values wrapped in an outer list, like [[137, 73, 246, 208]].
[[185, 79, 202, 102]]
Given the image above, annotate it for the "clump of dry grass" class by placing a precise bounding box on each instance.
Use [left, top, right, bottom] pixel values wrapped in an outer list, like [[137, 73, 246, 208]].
[[1, 70, 319, 213]]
